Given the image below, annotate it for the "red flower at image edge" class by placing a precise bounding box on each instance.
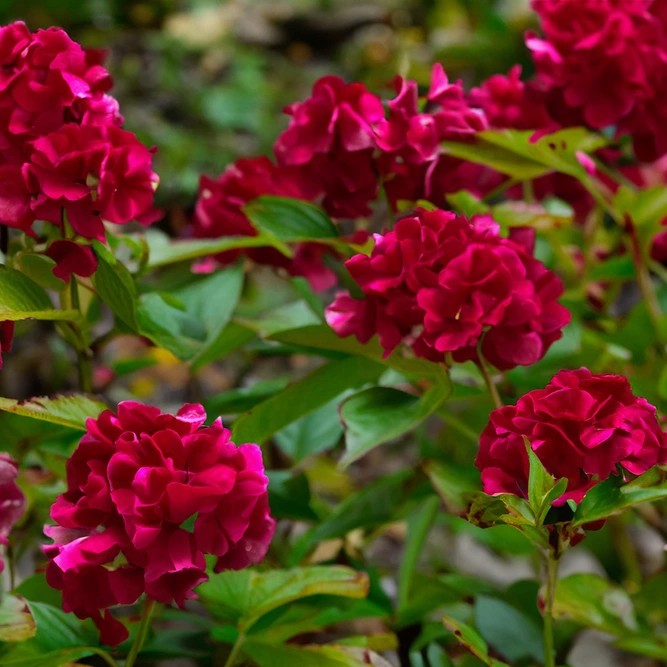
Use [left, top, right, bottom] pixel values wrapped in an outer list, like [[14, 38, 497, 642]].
[[325, 208, 570, 370], [45, 401, 275, 645], [476, 368, 667, 505], [0, 454, 25, 572]]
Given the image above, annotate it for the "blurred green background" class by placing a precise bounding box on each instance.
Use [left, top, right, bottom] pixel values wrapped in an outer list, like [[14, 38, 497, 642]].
[[0, 0, 535, 228]]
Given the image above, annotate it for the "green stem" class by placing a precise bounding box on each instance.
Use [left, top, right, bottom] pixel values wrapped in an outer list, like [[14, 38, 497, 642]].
[[223, 632, 245, 667], [477, 342, 503, 410], [89, 648, 122, 667], [543, 553, 559, 667], [70, 277, 93, 393], [124, 599, 155, 667]]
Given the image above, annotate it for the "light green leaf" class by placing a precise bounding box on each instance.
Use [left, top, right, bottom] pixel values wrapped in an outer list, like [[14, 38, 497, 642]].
[[573, 468, 667, 527], [17, 254, 66, 292], [231, 356, 384, 445], [190, 322, 255, 371], [268, 324, 444, 378], [339, 383, 450, 467], [91, 243, 139, 329], [0, 267, 77, 322], [0, 394, 107, 430], [425, 460, 481, 514], [525, 437, 556, 520], [554, 574, 639, 635], [243, 642, 392, 667], [198, 566, 369, 631], [245, 196, 339, 241]]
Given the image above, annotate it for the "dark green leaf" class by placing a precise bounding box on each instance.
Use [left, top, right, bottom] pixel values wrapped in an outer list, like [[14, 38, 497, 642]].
[[340, 383, 450, 467], [245, 196, 339, 241], [474, 595, 543, 662], [231, 356, 384, 445], [27, 602, 95, 652], [92, 243, 139, 329], [0, 267, 77, 322], [267, 470, 318, 521]]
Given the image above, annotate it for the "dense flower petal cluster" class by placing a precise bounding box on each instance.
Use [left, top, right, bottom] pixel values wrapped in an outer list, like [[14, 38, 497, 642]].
[[325, 209, 570, 370], [476, 368, 667, 504], [527, 0, 667, 160], [23, 124, 159, 240], [0, 453, 25, 572], [193, 156, 337, 290], [45, 401, 275, 645], [375, 65, 500, 210], [0, 22, 159, 241], [274, 75, 383, 218]]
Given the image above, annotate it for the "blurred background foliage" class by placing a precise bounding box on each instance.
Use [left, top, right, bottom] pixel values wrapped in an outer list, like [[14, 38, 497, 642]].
[[0, 0, 534, 214]]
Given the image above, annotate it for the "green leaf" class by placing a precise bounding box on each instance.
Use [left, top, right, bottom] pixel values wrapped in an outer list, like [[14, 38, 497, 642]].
[[573, 467, 667, 527], [0, 645, 93, 667], [615, 185, 667, 228], [145, 229, 288, 269], [245, 196, 339, 241], [13, 575, 62, 608], [0, 596, 36, 642], [340, 383, 450, 467], [198, 566, 369, 631], [274, 398, 343, 463], [425, 460, 481, 514], [136, 293, 201, 360], [474, 596, 543, 662], [397, 496, 440, 610], [525, 437, 555, 519], [0, 267, 77, 322], [267, 470, 318, 521], [231, 356, 384, 445], [268, 325, 444, 378], [204, 378, 290, 416], [242, 642, 391, 667], [174, 265, 245, 367], [613, 635, 667, 660], [309, 470, 413, 545], [442, 140, 550, 180], [0, 394, 107, 430], [190, 322, 255, 371], [17, 254, 66, 292], [443, 617, 493, 666], [588, 255, 636, 281], [27, 602, 95, 652], [553, 574, 639, 635], [91, 243, 139, 329]]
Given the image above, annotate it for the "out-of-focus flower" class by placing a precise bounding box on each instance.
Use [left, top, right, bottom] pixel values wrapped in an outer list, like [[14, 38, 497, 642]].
[[476, 368, 667, 504], [326, 209, 570, 370], [46, 401, 275, 645], [0, 454, 25, 573]]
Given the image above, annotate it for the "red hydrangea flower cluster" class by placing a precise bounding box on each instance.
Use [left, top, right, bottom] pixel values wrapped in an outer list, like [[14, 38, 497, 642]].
[[476, 368, 667, 504], [0, 22, 159, 241], [45, 401, 275, 646], [325, 209, 570, 370], [526, 0, 667, 161], [375, 64, 501, 210], [0, 453, 26, 573]]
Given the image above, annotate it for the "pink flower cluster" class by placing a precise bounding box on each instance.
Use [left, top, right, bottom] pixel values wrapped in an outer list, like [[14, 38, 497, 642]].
[[476, 368, 667, 504], [0, 454, 25, 573], [512, 0, 667, 162], [0, 22, 159, 241], [325, 209, 570, 370], [192, 67, 501, 287], [45, 401, 275, 646]]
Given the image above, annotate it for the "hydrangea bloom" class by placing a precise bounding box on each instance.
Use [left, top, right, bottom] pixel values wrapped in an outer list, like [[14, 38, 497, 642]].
[[274, 75, 384, 218], [325, 209, 570, 370], [0, 454, 25, 572], [193, 156, 337, 290], [528, 0, 667, 159], [476, 368, 667, 504], [23, 124, 159, 240], [45, 401, 275, 645], [375, 65, 500, 210]]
